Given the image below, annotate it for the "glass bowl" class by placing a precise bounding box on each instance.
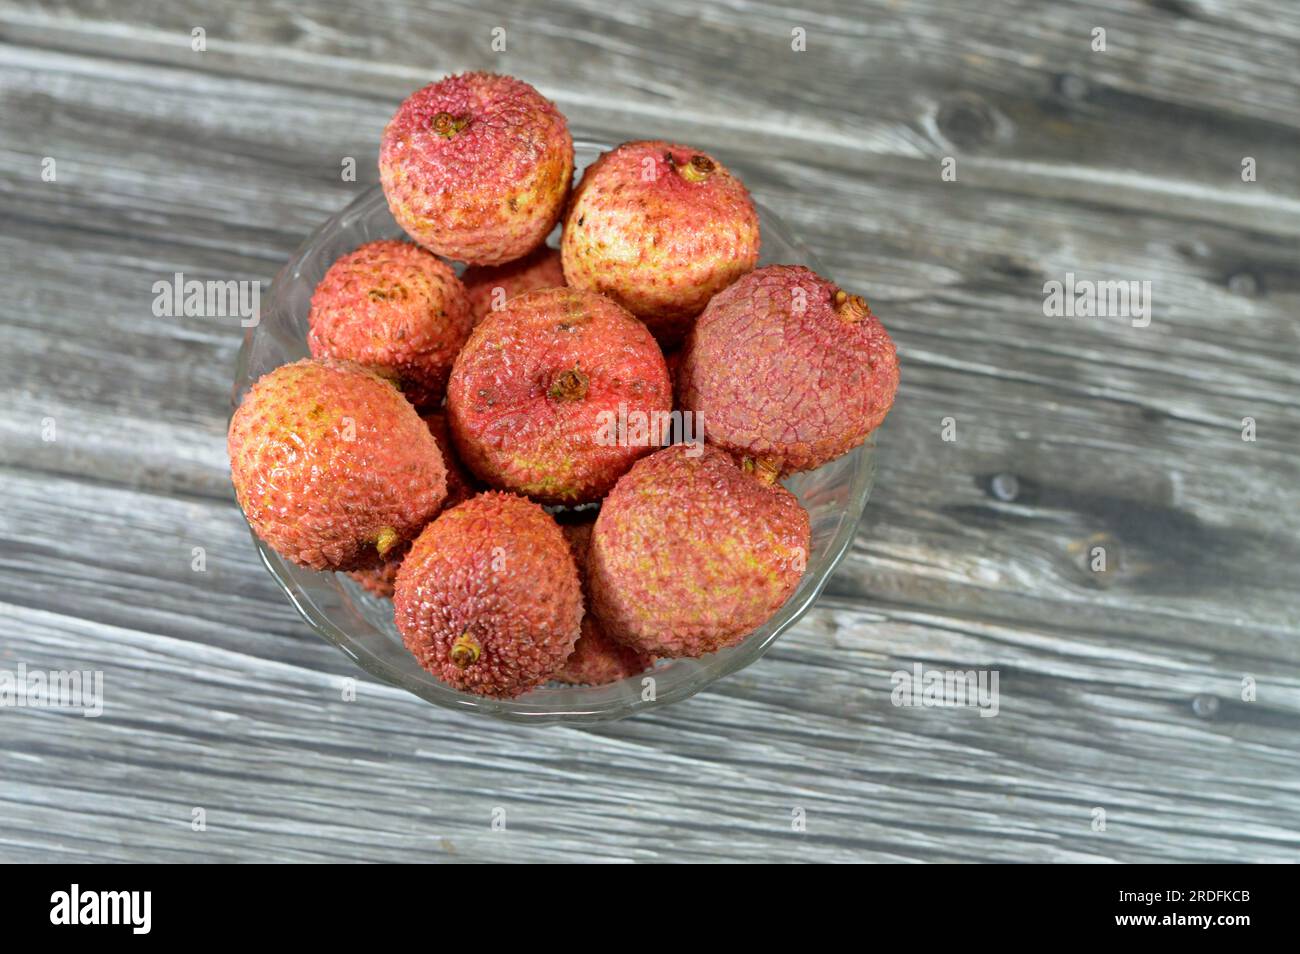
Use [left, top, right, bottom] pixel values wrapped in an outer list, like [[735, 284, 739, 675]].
[[232, 138, 876, 724]]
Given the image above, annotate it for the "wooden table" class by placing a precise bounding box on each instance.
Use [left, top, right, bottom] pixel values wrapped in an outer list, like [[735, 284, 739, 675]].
[[2, 0, 1297, 863]]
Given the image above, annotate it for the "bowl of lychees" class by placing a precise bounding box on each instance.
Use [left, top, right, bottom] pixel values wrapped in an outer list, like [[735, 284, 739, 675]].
[[230, 72, 896, 723]]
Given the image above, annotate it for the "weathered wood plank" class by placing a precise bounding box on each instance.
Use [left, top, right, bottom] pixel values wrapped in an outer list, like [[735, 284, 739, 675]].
[[3, 45, 1296, 647], [2, 470, 1297, 862], [4, 0, 1300, 231]]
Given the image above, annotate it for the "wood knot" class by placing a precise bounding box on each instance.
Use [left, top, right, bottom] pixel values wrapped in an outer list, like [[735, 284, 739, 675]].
[[936, 93, 1002, 149]]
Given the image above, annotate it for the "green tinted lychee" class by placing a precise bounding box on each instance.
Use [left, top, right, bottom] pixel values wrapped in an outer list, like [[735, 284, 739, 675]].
[[227, 358, 448, 571]]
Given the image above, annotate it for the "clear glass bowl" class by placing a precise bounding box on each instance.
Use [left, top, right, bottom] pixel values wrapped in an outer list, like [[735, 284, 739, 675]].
[[232, 138, 876, 724]]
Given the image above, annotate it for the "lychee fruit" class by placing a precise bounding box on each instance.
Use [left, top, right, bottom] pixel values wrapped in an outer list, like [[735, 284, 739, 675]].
[[446, 287, 672, 505], [561, 140, 760, 347], [348, 411, 476, 598], [461, 245, 566, 325], [394, 492, 582, 697], [587, 444, 810, 658], [228, 358, 447, 571], [553, 520, 654, 686], [307, 240, 472, 408], [349, 556, 405, 599], [379, 72, 573, 265], [420, 411, 478, 508], [663, 348, 682, 390], [677, 265, 899, 475]]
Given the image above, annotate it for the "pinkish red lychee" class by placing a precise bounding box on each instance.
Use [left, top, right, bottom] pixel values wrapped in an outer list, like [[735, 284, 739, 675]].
[[420, 411, 478, 509], [461, 245, 566, 325], [446, 287, 672, 505], [554, 520, 654, 685], [307, 239, 472, 408], [662, 348, 683, 391], [380, 72, 573, 265], [587, 444, 810, 657], [678, 265, 899, 475], [228, 358, 447, 571], [394, 492, 582, 697], [561, 140, 760, 347], [348, 411, 476, 598]]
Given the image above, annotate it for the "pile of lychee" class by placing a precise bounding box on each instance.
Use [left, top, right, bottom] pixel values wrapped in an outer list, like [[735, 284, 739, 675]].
[[228, 72, 899, 699]]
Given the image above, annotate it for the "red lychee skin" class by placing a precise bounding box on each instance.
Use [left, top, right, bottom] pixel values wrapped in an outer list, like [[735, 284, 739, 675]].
[[421, 411, 478, 508], [678, 265, 899, 475], [228, 359, 447, 571], [560, 615, 655, 687], [663, 348, 682, 392], [307, 240, 472, 409], [349, 541, 409, 598], [446, 287, 672, 505], [587, 444, 810, 658], [394, 492, 582, 698], [553, 521, 654, 685], [379, 73, 574, 265], [461, 245, 566, 325], [561, 140, 760, 347], [348, 411, 476, 597]]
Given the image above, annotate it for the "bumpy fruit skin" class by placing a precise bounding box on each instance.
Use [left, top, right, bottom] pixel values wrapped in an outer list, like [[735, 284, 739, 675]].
[[394, 492, 582, 697], [446, 288, 672, 505], [348, 411, 476, 597], [421, 412, 478, 508], [553, 521, 654, 685], [307, 240, 472, 409], [561, 140, 760, 347], [678, 265, 899, 475], [228, 359, 447, 571], [379, 73, 573, 265], [587, 444, 810, 657], [461, 245, 566, 325], [350, 551, 406, 598], [663, 348, 682, 391]]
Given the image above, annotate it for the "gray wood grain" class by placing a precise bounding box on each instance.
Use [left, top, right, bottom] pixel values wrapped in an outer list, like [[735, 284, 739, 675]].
[[0, 0, 1298, 862]]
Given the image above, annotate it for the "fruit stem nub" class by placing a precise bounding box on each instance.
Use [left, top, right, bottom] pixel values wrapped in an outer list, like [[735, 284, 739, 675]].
[[375, 526, 400, 556], [833, 289, 871, 322], [548, 367, 590, 403], [679, 154, 715, 183], [431, 112, 469, 138], [451, 632, 481, 669], [741, 456, 782, 485]]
